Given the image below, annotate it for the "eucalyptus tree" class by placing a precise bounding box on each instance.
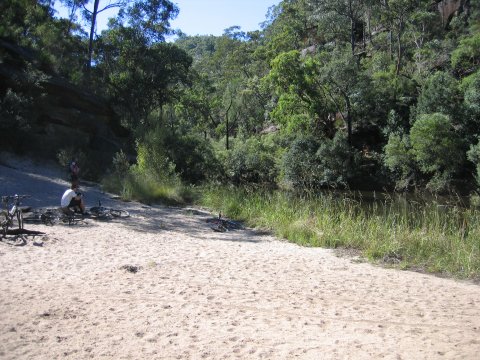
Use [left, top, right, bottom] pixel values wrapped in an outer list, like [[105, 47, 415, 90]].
[[95, 21, 191, 131], [309, 0, 367, 56], [378, 0, 421, 74], [267, 49, 335, 136], [410, 113, 465, 190], [178, 32, 267, 149], [263, 0, 313, 57], [60, 0, 125, 71], [61, 0, 178, 72]]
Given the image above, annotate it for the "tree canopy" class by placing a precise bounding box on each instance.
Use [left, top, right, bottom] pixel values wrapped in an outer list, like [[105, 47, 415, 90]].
[[1, 0, 479, 193]]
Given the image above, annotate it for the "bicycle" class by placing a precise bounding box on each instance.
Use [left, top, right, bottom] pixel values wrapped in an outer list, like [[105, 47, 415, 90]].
[[24, 207, 86, 226], [89, 201, 130, 220], [206, 213, 243, 232], [1, 194, 30, 238]]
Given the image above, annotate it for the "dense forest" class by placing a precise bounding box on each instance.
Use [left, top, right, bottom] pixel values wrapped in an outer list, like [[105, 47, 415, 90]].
[[1, 0, 479, 195]]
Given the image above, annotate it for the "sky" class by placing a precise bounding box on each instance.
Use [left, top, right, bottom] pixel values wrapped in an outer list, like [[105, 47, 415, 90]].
[[170, 0, 280, 36], [54, 0, 280, 38]]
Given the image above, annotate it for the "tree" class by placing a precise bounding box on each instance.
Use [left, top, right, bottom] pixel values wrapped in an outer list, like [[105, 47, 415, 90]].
[[318, 47, 368, 145], [60, 0, 126, 72], [379, 0, 417, 74], [410, 113, 464, 189], [96, 24, 191, 130], [267, 50, 334, 137], [384, 133, 416, 189], [61, 0, 178, 72], [451, 33, 480, 76], [121, 0, 178, 43], [312, 0, 367, 56], [263, 0, 312, 58]]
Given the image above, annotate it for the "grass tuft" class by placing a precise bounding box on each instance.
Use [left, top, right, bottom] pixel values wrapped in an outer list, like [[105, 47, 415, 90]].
[[197, 186, 480, 279]]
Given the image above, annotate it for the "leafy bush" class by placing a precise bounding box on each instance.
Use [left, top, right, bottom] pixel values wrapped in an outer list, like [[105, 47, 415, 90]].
[[416, 72, 461, 122], [410, 113, 464, 191], [281, 136, 320, 190], [315, 133, 356, 187], [224, 136, 278, 185], [135, 141, 176, 183], [281, 133, 355, 190], [461, 70, 480, 118], [138, 124, 220, 184], [451, 33, 480, 74], [384, 133, 416, 189], [163, 134, 221, 184], [467, 140, 480, 188]]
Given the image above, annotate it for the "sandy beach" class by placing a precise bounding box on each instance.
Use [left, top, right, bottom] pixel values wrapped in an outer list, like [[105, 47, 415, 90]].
[[0, 155, 479, 359]]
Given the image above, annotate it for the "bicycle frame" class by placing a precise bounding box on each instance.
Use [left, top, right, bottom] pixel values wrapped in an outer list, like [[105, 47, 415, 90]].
[[1, 195, 28, 237]]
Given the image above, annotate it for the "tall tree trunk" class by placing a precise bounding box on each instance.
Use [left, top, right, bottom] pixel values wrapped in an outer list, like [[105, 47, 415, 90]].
[[225, 98, 233, 150], [351, 18, 356, 55], [345, 97, 352, 145], [225, 113, 229, 150], [396, 33, 402, 75], [86, 0, 100, 73]]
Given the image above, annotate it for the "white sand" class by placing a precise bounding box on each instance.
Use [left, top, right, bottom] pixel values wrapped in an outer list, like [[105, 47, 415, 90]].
[[0, 155, 479, 359]]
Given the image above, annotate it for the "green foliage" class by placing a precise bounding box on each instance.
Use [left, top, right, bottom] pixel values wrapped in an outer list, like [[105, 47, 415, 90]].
[[267, 50, 305, 93], [2, 0, 479, 195], [0, 0, 53, 45], [223, 136, 278, 185], [0, 88, 32, 132], [410, 113, 464, 190], [451, 33, 480, 75], [262, 0, 310, 57], [270, 93, 311, 133], [0, 88, 33, 151], [136, 122, 220, 184], [123, 0, 179, 43], [467, 140, 480, 188], [199, 186, 480, 279], [111, 150, 131, 175], [315, 132, 356, 187], [368, 58, 417, 132], [281, 135, 321, 190], [136, 137, 176, 183], [461, 70, 480, 118], [96, 28, 192, 128], [384, 133, 416, 189], [416, 72, 461, 122], [163, 133, 221, 184], [0, 55, 50, 150], [0, 0, 86, 80], [101, 152, 193, 205], [281, 133, 354, 190]]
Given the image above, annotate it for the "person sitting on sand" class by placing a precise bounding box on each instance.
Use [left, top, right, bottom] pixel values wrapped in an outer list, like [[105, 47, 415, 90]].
[[61, 184, 86, 215]]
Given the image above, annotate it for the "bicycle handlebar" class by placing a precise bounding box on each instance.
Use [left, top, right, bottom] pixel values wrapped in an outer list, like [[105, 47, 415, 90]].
[[1, 194, 31, 203]]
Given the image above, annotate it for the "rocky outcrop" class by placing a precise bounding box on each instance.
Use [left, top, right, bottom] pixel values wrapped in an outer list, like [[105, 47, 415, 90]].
[[437, 0, 469, 27], [0, 38, 129, 162]]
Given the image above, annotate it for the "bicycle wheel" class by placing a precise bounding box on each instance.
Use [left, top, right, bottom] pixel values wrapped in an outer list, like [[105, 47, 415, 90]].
[[16, 209, 24, 230], [89, 206, 110, 220], [109, 209, 130, 218], [42, 210, 58, 225], [1, 213, 9, 238], [224, 219, 243, 230], [209, 220, 227, 232]]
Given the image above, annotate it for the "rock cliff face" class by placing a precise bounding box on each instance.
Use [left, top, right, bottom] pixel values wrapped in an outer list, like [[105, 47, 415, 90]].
[[0, 38, 129, 164], [437, 0, 469, 27]]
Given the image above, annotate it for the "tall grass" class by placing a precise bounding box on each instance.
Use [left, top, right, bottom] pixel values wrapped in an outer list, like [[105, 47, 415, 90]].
[[101, 169, 195, 205], [100, 167, 480, 279], [198, 186, 480, 279]]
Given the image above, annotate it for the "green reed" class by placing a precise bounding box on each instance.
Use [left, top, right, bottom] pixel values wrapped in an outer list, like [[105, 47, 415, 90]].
[[198, 186, 480, 279]]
